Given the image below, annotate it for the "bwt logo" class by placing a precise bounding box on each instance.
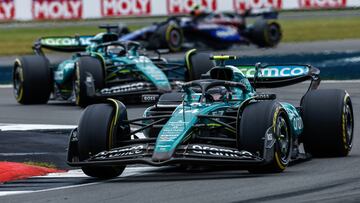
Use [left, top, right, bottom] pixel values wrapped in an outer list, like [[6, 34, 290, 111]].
[[0, 0, 15, 20], [101, 0, 151, 16], [167, 0, 217, 14], [32, 0, 82, 20], [233, 0, 282, 13], [299, 0, 347, 8]]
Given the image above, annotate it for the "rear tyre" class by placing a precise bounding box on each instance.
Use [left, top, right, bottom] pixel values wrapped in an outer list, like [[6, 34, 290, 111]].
[[75, 56, 104, 107], [78, 103, 129, 179], [239, 101, 292, 173], [13, 56, 52, 104], [184, 49, 215, 81], [249, 20, 282, 47], [149, 22, 184, 52], [301, 89, 354, 157]]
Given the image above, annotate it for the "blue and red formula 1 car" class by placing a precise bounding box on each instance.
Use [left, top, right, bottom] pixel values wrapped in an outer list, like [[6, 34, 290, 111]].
[[116, 8, 282, 52]]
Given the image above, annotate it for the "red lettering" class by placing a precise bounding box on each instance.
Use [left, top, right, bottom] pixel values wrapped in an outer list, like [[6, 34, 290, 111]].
[[0, 0, 15, 20], [101, 0, 151, 17], [233, 0, 282, 13], [299, 0, 346, 8], [32, 0, 83, 20], [167, 0, 217, 14]]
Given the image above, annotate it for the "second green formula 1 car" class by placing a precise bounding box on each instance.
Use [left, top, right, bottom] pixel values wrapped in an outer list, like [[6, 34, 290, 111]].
[[13, 26, 213, 107], [67, 56, 354, 178]]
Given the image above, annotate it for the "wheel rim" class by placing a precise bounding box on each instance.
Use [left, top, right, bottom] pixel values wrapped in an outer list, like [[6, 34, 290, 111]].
[[13, 64, 23, 100], [268, 24, 281, 44], [169, 29, 181, 47], [344, 102, 353, 147], [276, 115, 290, 162]]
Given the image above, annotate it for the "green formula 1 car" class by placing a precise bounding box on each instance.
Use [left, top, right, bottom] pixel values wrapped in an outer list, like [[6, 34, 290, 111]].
[[67, 56, 354, 178], [13, 26, 213, 107]]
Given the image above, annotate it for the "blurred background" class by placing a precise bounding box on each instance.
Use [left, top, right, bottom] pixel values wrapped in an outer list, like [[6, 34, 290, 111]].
[[1, 0, 360, 82]]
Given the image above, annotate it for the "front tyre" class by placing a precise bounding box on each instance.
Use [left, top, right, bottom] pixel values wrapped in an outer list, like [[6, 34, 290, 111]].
[[184, 49, 215, 81], [301, 89, 354, 157], [239, 101, 292, 173], [75, 56, 104, 107], [13, 56, 52, 104], [77, 102, 129, 179]]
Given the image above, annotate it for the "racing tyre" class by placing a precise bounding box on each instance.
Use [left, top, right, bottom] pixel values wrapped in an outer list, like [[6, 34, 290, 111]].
[[78, 102, 129, 179], [239, 101, 292, 173], [75, 56, 104, 107], [150, 22, 184, 52], [249, 20, 282, 47], [13, 55, 51, 104], [301, 89, 354, 157], [185, 49, 215, 81]]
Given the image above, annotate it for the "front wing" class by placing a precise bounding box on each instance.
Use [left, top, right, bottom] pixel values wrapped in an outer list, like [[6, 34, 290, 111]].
[[68, 142, 266, 167]]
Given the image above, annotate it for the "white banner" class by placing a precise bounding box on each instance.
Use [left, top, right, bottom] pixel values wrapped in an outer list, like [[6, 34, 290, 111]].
[[0, 0, 359, 21]]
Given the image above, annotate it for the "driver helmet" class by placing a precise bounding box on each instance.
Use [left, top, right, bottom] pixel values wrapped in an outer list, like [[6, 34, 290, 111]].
[[107, 45, 126, 56], [190, 4, 204, 17]]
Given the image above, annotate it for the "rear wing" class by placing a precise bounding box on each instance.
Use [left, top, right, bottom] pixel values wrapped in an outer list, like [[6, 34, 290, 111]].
[[33, 36, 93, 54], [236, 64, 320, 89]]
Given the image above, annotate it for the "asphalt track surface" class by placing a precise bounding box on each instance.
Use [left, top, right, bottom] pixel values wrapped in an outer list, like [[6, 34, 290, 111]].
[[0, 81, 359, 202]]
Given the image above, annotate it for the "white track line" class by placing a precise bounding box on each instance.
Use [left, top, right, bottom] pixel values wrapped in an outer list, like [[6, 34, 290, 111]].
[[0, 85, 12, 88], [0, 167, 157, 196], [0, 123, 76, 131], [0, 123, 146, 138]]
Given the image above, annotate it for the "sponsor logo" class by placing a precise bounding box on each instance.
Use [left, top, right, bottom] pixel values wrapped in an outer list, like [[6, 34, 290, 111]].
[[191, 145, 253, 158], [293, 117, 303, 130], [54, 71, 63, 80], [167, 0, 217, 14], [94, 145, 145, 159], [238, 65, 309, 78], [216, 28, 238, 38], [233, 0, 282, 13], [141, 94, 158, 102], [101, 0, 151, 17], [299, 0, 346, 8], [101, 82, 146, 94], [40, 37, 91, 46], [32, 0, 82, 20], [0, 0, 15, 20]]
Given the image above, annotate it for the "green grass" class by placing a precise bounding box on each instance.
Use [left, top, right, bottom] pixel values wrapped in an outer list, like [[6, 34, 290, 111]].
[[279, 17, 360, 42], [24, 161, 57, 169], [0, 16, 360, 55], [0, 25, 141, 56]]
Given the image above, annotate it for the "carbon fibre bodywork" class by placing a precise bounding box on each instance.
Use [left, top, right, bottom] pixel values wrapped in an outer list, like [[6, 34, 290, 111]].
[[25, 32, 202, 105], [67, 62, 321, 168]]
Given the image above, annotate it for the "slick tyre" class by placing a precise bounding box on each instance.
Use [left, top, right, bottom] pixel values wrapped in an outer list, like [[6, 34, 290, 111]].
[[75, 56, 104, 107], [78, 102, 129, 179], [239, 101, 292, 173], [13, 55, 51, 104], [185, 49, 215, 81], [301, 89, 354, 157], [150, 22, 183, 52], [249, 20, 282, 47]]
